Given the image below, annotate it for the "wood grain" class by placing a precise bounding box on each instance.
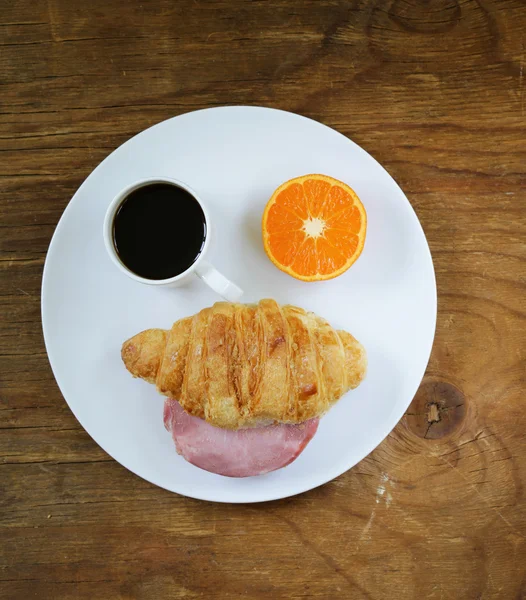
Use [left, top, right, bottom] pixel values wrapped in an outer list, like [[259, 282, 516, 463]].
[[1, 0, 525, 598]]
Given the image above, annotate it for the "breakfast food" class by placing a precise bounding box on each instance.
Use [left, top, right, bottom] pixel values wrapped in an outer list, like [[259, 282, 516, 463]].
[[122, 299, 366, 428], [163, 399, 319, 477], [122, 299, 366, 476], [262, 174, 367, 281]]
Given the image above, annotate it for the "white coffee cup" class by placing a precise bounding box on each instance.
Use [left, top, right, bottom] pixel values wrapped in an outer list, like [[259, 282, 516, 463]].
[[102, 177, 243, 302]]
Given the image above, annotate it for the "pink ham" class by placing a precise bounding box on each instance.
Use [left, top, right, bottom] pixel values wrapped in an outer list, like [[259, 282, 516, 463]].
[[163, 399, 319, 478]]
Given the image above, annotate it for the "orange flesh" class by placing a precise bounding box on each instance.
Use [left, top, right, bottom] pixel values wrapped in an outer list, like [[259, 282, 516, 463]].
[[262, 174, 367, 281]]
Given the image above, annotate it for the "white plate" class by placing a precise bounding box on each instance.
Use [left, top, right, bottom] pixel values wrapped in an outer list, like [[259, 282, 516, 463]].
[[42, 107, 436, 503]]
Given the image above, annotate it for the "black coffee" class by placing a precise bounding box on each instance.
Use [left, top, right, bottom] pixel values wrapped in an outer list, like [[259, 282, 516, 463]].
[[113, 183, 206, 280]]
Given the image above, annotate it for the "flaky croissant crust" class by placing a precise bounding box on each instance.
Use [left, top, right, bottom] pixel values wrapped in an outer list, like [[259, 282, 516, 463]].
[[122, 299, 366, 429]]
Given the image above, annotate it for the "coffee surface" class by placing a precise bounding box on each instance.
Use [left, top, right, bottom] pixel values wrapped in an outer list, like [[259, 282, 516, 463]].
[[113, 183, 206, 280]]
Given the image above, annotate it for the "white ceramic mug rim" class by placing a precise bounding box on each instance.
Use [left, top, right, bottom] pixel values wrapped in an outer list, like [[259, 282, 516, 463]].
[[103, 176, 210, 285]]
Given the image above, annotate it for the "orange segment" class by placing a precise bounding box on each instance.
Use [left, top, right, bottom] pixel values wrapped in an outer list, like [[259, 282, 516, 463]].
[[321, 185, 353, 217], [290, 237, 318, 276], [316, 237, 349, 275], [262, 174, 366, 282], [266, 202, 303, 233], [303, 178, 331, 217], [323, 228, 359, 255], [267, 230, 306, 267], [274, 183, 309, 219], [325, 204, 362, 234]]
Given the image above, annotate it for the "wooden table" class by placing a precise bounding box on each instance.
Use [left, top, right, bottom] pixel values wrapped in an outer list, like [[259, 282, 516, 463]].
[[1, 1, 525, 598]]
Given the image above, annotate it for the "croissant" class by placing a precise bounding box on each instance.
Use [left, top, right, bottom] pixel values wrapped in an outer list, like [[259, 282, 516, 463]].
[[122, 299, 366, 429]]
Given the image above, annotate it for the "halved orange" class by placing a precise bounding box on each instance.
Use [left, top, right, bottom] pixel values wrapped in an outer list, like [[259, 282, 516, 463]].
[[262, 174, 367, 281]]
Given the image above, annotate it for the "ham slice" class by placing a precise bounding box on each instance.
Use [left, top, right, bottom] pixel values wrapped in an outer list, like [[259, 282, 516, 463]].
[[163, 399, 319, 478]]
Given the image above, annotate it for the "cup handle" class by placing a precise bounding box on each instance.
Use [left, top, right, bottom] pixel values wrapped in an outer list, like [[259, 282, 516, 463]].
[[194, 260, 243, 302]]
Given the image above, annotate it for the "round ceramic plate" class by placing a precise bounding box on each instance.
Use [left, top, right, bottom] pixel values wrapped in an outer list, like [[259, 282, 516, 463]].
[[42, 107, 436, 503]]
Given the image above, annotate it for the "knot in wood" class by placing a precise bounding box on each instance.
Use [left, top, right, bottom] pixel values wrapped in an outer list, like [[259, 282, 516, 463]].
[[406, 381, 466, 439], [388, 0, 461, 33]]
